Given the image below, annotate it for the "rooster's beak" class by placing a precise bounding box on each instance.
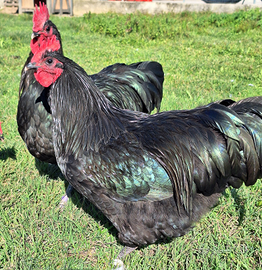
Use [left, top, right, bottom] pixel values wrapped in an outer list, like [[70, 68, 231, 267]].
[[31, 32, 40, 40], [26, 62, 38, 72]]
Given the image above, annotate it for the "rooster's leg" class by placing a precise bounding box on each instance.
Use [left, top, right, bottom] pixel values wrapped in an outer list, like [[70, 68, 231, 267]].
[[58, 184, 74, 210], [117, 246, 137, 259], [113, 246, 137, 270]]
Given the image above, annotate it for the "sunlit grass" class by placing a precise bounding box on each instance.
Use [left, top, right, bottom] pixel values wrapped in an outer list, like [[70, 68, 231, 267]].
[[0, 10, 262, 269]]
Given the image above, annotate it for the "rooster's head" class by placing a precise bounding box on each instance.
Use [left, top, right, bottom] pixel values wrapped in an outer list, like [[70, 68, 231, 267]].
[[28, 36, 63, 88]]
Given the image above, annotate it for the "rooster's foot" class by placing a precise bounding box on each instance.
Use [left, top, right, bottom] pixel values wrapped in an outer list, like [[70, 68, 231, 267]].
[[58, 184, 74, 210]]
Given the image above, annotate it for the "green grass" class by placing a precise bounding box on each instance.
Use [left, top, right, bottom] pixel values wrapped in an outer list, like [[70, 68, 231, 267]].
[[1, 9, 262, 269]]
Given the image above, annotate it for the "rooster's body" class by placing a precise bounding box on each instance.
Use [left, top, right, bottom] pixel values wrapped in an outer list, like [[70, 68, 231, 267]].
[[28, 49, 262, 251]]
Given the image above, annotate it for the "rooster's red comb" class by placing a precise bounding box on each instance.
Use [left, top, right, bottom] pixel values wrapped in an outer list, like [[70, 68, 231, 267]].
[[44, 35, 60, 52], [32, 35, 61, 63], [32, 2, 50, 32]]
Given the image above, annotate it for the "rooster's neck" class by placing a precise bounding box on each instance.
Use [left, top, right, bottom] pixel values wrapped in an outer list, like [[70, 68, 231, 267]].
[[50, 59, 125, 159]]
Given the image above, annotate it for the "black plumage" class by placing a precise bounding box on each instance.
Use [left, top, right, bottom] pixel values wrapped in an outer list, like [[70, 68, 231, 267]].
[[27, 50, 262, 253]]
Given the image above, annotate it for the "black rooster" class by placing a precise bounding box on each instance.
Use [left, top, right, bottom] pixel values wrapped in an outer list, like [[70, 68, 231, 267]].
[[27, 42, 262, 262], [17, 3, 164, 206]]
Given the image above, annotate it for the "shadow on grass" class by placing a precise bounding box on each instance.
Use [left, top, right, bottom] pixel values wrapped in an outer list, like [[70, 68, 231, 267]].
[[0, 146, 16, 160], [35, 158, 62, 180], [223, 188, 246, 226], [230, 188, 246, 226]]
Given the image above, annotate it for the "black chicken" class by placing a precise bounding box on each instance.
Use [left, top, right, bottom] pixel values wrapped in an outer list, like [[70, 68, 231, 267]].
[[17, 3, 164, 206], [27, 42, 262, 262]]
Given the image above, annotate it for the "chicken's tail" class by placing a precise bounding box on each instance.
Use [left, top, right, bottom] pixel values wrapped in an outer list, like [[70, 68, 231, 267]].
[[175, 97, 262, 215], [90, 61, 164, 114], [226, 96, 262, 187]]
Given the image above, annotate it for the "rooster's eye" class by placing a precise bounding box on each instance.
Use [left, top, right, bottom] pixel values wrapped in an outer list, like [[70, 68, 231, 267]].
[[46, 26, 50, 32], [46, 59, 53, 65]]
